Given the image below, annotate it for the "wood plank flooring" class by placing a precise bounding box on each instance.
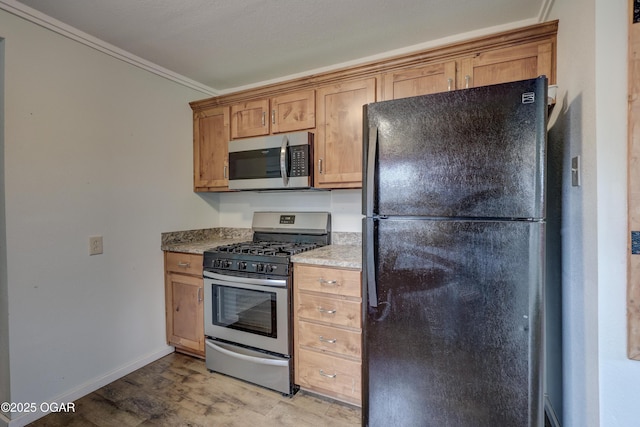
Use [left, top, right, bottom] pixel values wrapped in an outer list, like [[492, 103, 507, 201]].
[[28, 352, 361, 426]]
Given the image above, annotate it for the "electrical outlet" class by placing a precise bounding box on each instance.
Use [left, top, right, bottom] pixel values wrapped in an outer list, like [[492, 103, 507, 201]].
[[89, 236, 103, 255]]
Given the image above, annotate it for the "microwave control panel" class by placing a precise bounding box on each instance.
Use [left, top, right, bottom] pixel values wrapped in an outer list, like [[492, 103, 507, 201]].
[[289, 145, 309, 177]]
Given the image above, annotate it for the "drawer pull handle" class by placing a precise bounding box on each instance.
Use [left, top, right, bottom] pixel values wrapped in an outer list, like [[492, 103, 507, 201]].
[[177, 262, 191, 268], [319, 336, 336, 344], [318, 307, 336, 315], [319, 279, 338, 286], [319, 369, 337, 379]]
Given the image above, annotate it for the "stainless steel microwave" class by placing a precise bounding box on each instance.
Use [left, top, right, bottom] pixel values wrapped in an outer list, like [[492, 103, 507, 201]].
[[228, 132, 313, 190]]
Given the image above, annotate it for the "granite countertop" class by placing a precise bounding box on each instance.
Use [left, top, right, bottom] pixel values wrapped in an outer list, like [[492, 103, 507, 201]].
[[291, 244, 361, 269], [161, 228, 362, 269], [161, 227, 253, 254]]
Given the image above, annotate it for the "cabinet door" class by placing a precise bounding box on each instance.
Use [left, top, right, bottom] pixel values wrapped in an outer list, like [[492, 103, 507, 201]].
[[231, 98, 270, 138], [460, 41, 554, 89], [271, 89, 315, 133], [194, 106, 229, 192], [315, 78, 376, 188], [382, 61, 457, 100], [165, 272, 204, 356]]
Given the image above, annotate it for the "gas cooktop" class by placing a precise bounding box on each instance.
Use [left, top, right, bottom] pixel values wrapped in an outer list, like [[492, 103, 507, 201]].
[[203, 212, 331, 279], [211, 241, 322, 257]]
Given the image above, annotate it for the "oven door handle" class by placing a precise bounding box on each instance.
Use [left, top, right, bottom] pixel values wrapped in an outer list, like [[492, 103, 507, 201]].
[[280, 135, 289, 187], [204, 271, 288, 288], [205, 340, 289, 367]]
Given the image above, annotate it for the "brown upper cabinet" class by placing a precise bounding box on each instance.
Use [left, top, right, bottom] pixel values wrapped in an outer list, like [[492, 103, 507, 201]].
[[272, 90, 316, 134], [193, 106, 230, 192], [231, 89, 315, 139], [381, 61, 457, 100], [190, 20, 557, 192], [381, 41, 554, 101], [459, 40, 554, 89], [230, 98, 269, 138], [315, 78, 376, 188]]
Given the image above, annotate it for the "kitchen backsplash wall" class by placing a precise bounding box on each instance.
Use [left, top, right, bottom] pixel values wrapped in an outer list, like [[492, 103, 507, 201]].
[[216, 189, 362, 232]]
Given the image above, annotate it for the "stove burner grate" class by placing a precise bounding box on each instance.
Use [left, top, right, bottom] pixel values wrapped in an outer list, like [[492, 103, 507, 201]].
[[212, 241, 321, 257]]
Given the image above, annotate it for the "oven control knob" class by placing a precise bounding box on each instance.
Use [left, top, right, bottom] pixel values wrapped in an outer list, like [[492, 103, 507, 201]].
[[238, 261, 247, 270], [265, 264, 276, 273], [222, 260, 232, 269], [256, 263, 265, 272], [213, 259, 222, 268]]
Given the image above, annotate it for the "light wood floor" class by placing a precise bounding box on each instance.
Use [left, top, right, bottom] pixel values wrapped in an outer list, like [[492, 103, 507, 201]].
[[28, 352, 361, 426]]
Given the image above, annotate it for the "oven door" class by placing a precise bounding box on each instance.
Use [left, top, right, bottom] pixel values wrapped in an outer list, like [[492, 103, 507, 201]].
[[228, 132, 312, 190], [203, 271, 290, 356]]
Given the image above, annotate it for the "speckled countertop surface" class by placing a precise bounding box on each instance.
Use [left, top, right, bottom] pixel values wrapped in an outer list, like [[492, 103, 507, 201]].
[[291, 244, 361, 269], [161, 227, 253, 254], [161, 228, 362, 269]]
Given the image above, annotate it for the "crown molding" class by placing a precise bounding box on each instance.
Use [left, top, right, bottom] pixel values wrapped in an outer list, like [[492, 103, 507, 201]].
[[1, 0, 555, 99], [0, 0, 218, 96]]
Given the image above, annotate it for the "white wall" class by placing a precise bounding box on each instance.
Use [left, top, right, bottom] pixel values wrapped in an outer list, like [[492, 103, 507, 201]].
[[548, 0, 640, 426], [547, 1, 600, 425], [216, 189, 362, 232], [0, 37, 9, 414], [0, 9, 219, 425], [594, 1, 640, 427]]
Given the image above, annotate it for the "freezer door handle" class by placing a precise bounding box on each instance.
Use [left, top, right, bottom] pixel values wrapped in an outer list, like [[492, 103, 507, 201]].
[[365, 218, 378, 307], [365, 126, 378, 217]]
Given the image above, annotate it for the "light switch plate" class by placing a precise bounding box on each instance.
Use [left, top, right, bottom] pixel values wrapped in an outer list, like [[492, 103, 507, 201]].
[[571, 156, 581, 187], [89, 236, 103, 255]]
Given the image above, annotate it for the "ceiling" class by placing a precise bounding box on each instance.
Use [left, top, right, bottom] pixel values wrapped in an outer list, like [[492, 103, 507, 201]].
[[6, 0, 548, 95]]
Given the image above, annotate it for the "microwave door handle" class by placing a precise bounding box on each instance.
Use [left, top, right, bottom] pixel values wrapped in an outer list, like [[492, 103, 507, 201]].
[[280, 135, 289, 187]]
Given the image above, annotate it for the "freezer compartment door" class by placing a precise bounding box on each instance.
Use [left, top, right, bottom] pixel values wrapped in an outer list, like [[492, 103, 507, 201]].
[[363, 218, 544, 427], [364, 77, 547, 219]]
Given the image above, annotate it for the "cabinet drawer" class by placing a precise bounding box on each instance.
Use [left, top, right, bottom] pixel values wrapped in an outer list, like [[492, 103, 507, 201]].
[[165, 252, 203, 276], [297, 320, 361, 358], [297, 348, 361, 404], [297, 293, 361, 328], [295, 265, 361, 297]]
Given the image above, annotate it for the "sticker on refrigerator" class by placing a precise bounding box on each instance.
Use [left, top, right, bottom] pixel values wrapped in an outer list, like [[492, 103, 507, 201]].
[[522, 92, 535, 104]]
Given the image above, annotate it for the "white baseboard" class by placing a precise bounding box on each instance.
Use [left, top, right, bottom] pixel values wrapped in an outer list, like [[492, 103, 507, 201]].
[[6, 346, 174, 427]]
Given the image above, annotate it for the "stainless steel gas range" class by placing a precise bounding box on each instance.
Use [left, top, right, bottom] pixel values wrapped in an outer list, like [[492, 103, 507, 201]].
[[202, 211, 331, 396]]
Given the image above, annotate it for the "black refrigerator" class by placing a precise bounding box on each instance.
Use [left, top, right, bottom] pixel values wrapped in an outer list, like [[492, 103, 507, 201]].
[[362, 77, 548, 427]]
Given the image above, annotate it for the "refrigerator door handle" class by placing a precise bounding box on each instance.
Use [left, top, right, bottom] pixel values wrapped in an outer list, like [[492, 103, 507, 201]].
[[365, 126, 378, 218], [365, 218, 378, 307]]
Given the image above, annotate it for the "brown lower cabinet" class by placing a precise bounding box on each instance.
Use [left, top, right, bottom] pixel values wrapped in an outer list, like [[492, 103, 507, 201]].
[[293, 263, 362, 406], [164, 251, 205, 358]]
